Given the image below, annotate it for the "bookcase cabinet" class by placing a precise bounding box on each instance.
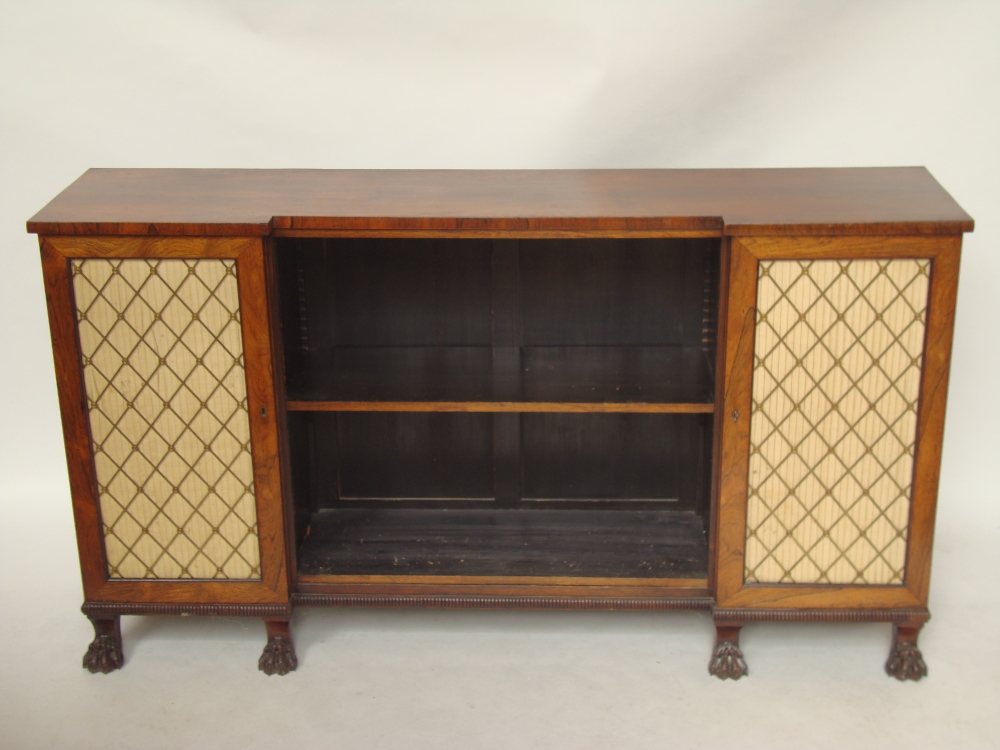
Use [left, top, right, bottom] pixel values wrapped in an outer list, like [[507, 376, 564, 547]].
[[28, 168, 972, 680]]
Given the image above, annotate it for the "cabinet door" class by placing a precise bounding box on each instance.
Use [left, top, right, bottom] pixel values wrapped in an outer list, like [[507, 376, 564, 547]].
[[41, 237, 288, 608], [715, 236, 960, 611]]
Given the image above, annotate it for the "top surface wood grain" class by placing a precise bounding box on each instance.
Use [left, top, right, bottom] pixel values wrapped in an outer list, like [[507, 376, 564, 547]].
[[27, 167, 973, 236]]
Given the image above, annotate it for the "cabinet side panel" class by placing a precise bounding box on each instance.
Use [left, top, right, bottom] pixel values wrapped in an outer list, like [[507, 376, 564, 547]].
[[743, 258, 929, 585], [72, 258, 262, 580]]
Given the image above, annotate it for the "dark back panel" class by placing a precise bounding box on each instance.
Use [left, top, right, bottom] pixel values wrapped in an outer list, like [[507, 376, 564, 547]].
[[288, 412, 711, 511], [521, 413, 710, 509], [277, 237, 720, 402], [520, 238, 714, 346], [292, 412, 495, 503], [277, 238, 717, 539], [293, 238, 493, 348]]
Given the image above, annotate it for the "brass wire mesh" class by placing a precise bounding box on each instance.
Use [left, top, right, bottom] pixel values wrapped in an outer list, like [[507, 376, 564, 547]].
[[72, 258, 261, 580], [744, 259, 930, 584]]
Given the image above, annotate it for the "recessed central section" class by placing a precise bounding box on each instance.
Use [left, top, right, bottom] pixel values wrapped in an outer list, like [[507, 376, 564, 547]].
[[276, 237, 719, 580]]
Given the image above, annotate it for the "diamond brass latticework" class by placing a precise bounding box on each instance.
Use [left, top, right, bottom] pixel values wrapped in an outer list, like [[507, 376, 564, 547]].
[[72, 259, 261, 580], [744, 259, 930, 585]]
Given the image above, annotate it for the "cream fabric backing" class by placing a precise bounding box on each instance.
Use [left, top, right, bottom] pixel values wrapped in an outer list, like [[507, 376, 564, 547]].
[[72, 259, 261, 580], [744, 258, 930, 584]]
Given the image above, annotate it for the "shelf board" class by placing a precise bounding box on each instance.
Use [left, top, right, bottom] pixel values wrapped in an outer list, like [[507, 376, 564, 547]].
[[297, 508, 709, 579], [284, 345, 715, 407], [286, 400, 713, 413], [296, 574, 710, 589]]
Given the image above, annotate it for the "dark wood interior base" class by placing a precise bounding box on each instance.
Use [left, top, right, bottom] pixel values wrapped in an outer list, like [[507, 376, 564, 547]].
[[297, 508, 709, 579], [83, 616, 124, 674], [259, 619, 297, 676], [886, 624, 927, 681], [293, 592, 714, 610]]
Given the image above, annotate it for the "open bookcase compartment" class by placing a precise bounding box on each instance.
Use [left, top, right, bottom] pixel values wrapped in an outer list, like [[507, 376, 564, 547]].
[[277, 236, 720, 406], [287, 410, 714, 578], [277, 236, 719, 581]]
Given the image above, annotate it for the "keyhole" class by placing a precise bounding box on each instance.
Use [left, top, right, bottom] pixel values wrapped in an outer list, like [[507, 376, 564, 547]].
[[732, 409, 739, 422]]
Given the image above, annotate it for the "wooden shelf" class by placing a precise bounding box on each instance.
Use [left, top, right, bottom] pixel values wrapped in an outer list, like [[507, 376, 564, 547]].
[[297, 508, 709, 579], [287, 401, 713, 413], [284, 345, 715, 411]]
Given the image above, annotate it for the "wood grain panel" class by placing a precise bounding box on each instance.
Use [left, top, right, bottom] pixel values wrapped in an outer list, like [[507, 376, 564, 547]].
[[716, 239, 759, 604], [41, 239, 110, 597], [738, 235, 956, 260], [45, 235, 254, 258], [904, 238, 961, 602]]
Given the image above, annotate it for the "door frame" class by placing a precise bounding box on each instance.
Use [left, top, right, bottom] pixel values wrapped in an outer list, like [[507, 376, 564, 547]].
[[714, 235, 961, 610], [40, 235, 289, 606]]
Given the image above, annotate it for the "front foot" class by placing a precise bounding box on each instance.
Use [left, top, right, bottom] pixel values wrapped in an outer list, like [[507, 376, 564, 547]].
[[259, 637, 297, 675], [84, 617, 124, 674], [709, 623, 748, 680], [710, 640, 748, 680], [886, 625, 927, 681], [259, 619, 297, 676]]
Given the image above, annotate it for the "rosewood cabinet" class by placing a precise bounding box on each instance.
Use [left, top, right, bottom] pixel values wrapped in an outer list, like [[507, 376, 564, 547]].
[[28, 168, 972, 680]]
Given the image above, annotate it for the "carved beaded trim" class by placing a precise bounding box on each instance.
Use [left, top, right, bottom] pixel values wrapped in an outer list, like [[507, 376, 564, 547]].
[[712, 608, 929, 623], [82, 602, 292, 618]]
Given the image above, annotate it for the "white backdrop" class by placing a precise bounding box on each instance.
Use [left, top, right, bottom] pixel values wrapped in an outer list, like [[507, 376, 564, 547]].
[[2, 1, 998, 747]]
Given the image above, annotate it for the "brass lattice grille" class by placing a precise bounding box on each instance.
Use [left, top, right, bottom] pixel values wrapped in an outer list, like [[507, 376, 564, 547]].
[[72, 258, 261, 580], [744, 259, 930, 584]]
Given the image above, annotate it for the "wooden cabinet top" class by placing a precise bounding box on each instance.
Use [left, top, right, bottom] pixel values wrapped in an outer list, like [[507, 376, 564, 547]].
[[27, 167, 973, 237]]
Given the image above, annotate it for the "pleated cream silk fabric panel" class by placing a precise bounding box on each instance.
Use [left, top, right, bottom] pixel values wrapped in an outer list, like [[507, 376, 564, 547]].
[[744, 259, 930, 585], [72, 258, 261, 580]]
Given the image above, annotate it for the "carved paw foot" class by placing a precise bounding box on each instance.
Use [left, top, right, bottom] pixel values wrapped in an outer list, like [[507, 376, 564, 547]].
[[709, 640, 748, 680], [84, 633, 124, 674], [259, 636, 297, 676], [886, 640, 927, 681]]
